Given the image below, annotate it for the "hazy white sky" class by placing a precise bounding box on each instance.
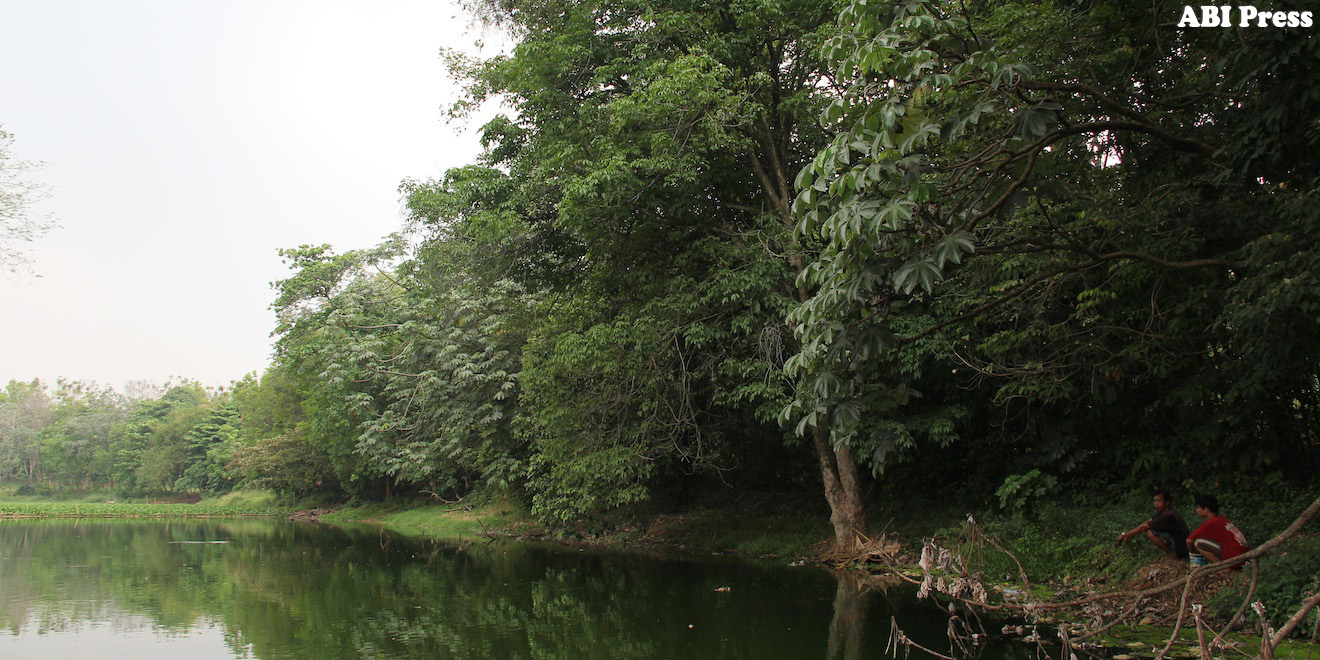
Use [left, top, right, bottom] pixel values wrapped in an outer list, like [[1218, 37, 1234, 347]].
[[0, 0, 501, 390]]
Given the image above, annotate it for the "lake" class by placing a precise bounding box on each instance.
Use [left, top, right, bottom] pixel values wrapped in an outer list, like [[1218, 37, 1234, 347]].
[[0, 519, 1022, 659]]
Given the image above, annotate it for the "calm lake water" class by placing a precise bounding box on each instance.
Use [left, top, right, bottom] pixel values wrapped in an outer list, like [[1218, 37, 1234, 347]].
[[0, 519, 1022, 659]]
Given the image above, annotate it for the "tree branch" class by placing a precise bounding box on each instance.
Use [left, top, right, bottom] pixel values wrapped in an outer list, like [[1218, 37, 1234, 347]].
[[1272, 590, 1320, 649], [749, 151, 789, 222], [1018, 79, 1217, 157], [896, 246, 1240, 347]]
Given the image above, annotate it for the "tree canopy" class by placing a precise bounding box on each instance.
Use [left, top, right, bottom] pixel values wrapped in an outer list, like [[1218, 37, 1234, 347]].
[[8, 0, 1317, 555], [788, 0, 1320, 501]]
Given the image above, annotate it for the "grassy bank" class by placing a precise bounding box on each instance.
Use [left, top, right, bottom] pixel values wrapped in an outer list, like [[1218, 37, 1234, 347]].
[[320, 499, 524, 539], [0, 489, 292, 517], [321, 495, 832, 558], [321, 488, 1319, 591]]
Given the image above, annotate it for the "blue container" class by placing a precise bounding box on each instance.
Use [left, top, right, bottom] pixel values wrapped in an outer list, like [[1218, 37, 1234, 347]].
[[1189, 553, 1206, 567]]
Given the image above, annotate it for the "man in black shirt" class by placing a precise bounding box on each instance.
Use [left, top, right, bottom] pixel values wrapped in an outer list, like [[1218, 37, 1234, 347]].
[[1115, 490, 1190, 559]]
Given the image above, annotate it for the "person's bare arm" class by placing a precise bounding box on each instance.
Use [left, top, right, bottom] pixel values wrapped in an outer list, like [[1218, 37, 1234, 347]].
[[1116, 520, 1152, 546]]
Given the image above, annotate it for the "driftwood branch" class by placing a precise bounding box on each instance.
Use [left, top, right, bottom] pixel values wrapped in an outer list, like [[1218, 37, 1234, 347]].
[[887, 616, 955, 660], [419, 490, 473, 513], [869, 495, 1320, 656], [1208, 559, 1259, 650], [1154, 564, 1204, 660], [1272, 590, 1320, 648]]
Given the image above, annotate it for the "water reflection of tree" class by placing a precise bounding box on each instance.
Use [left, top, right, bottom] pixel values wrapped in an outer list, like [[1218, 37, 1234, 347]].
[[827, 569, 963, 660], [7, 522, 986, 659], [827, 570, 872, 660], [7, 522, 782, 658], [0, 520, 245, 633]]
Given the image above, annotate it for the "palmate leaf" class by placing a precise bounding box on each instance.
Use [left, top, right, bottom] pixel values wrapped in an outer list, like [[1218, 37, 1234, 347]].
[[1012, 102, 1062, 139], [872, 198, 916, 232], [933, 231, 976, 268], [893, 259, 944, 295]]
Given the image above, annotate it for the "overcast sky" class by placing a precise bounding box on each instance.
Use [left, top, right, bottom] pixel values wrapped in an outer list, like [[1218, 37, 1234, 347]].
[[0, 0, 502, 390]]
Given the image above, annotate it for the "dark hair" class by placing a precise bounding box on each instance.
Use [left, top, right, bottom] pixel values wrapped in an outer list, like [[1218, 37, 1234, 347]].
[[1154, 489, 1173, 503], [1195, 495, 1220, 513]]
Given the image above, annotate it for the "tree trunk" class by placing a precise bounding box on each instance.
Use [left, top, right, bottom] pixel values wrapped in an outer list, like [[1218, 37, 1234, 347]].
[[23, 449, 39, 481], [751, 111, 870, 554], [814, 425, 867, 553]]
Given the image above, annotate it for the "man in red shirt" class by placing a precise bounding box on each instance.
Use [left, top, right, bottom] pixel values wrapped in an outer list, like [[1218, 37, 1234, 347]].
[[1188, 495, 1250, 563]]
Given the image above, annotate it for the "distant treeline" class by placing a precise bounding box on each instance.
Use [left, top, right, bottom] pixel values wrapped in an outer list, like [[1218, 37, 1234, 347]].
[[5, 0, 1319, 550], [0, 379, 246, 496]]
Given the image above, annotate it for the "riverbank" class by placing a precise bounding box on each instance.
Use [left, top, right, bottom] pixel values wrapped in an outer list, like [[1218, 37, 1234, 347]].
[[4, 488, 1315, 657], [318, 493, 1319, 658], [319, 497, 833, 557]]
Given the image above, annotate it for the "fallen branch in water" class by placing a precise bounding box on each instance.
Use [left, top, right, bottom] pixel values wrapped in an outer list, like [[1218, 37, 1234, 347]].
[[887, 616, 955, 660]]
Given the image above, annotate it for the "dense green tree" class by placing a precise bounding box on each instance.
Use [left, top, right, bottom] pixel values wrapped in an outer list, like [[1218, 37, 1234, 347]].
[[108, 383, 218, 496], [37, 381, 126, 489], [788, 0, 1320, 501], [174, 398, 241, 493], [2, 380, 247, 496], [261, 232, 532, 500], [265, 241, 411, 496], [348, 273, 528, 497], [435, 0, 879, 545], [228, 429, 336, 497], [226, 368, 336, 497], [0, 379, 51, 482], [231, 370, 304, 443]]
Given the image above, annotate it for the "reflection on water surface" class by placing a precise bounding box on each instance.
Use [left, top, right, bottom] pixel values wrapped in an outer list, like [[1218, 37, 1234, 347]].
[[0, 519, 999, 659]]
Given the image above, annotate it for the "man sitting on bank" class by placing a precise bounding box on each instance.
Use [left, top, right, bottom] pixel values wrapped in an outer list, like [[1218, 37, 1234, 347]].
[[1116, 490, 1190, 560], [1187, 494, 1250, 563]]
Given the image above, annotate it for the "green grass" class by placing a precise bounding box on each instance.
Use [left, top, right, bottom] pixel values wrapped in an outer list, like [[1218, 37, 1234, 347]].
[[321, 499, 523, 540], [321, 498, 831, 558], [0, 500, 290, 517], [200, 489, 282, 510], [623, 509, 830, 557], [1091, 621, 1318, 659], [0, 483, 117, 503]]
